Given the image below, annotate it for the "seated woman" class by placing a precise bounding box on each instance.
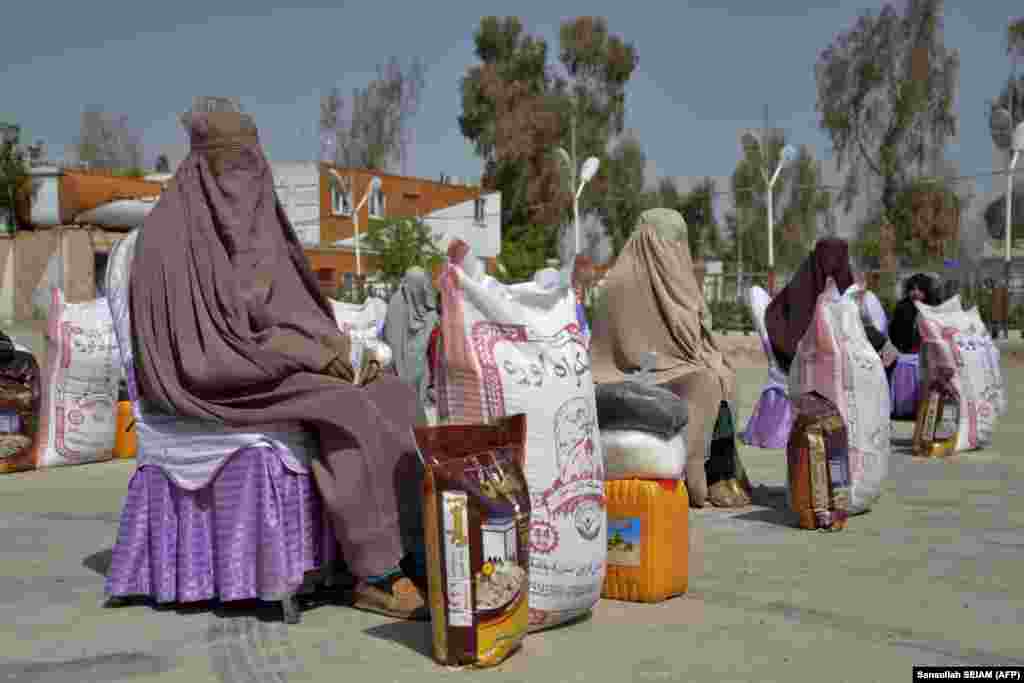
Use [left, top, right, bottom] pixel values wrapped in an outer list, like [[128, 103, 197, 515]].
[[887, 273, 940, 418], [590, 209, 751, 509], [766, 240, 898, 380], [128, 108, 426, 620], [384, 267, 439, 425], [741, 286, 793, 450]]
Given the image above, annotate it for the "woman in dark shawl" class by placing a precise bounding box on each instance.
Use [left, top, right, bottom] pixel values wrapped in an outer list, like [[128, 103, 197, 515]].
[[764, 239, 855, 375], [384, 268, 439, 423], [129, 107, 426, 620], [888, 274, 940, 354]]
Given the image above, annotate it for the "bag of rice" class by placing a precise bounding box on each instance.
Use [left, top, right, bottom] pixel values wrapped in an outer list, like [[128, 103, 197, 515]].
[[35, 288, 120, 468], [415, 414, 531, 669], [789, 278, 890, 514], [915, 303, 1003, 451], [329, 296, 391, 378], [436, 241, 605, 632]]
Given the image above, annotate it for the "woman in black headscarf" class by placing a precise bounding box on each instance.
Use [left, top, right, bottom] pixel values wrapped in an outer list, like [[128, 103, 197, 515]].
[[888, 274, 941, 354], [887, 274, 940, 418]]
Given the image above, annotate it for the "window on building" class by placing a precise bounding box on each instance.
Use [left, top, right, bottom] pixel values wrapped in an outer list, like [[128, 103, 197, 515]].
[[474, 197, 486, 225], [369, 188, 386, 218], [331, 185, 352, 216]]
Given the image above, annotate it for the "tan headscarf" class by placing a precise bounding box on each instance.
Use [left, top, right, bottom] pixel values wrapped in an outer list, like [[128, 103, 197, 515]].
[[590, 209, 735, 400]]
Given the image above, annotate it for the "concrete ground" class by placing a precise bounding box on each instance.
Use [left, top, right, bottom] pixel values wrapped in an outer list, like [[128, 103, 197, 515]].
[[1, 321, 1023, 682]]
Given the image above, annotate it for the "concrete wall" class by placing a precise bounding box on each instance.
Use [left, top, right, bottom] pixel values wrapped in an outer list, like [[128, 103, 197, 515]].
[[7, 228, 95, 322]]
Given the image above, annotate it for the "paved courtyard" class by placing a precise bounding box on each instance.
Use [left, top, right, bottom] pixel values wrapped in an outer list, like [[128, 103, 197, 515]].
[[1, 322, 1022, 682]]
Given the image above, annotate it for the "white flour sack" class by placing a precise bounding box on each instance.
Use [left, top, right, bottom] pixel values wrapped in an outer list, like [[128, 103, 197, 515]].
[[36, 288, 120, 468], [915, 303, 1004, 451], [789, 278, 890, 514], [436, 241, 605, 632], [329, 297, 392, 374]]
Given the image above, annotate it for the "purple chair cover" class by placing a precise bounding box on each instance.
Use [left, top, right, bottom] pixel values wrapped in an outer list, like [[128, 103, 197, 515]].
[[105, 445, 335, 604], [889, 354, 920, 420], [741, 386, 795, 450]]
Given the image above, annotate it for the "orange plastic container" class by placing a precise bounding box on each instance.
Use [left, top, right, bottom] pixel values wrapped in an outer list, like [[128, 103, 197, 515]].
[[602, 479, 689, 603], [113, 382, 136, 459]]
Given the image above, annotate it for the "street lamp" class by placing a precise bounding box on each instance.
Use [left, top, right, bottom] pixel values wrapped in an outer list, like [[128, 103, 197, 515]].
[[575, 157, 600, 254], [764, 144, 797, 294], [556, 148, 601, 256], [353, 176, 381, 279], [1001, 122, 1024, 338]]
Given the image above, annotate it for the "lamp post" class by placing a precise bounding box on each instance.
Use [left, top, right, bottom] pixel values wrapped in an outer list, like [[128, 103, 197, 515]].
[[1001, 123, 1024, 338], [556, 148, 600, 256], [764, 144, 797, 294], [575, 157, 600, 254], [353, 176, 381, 280]]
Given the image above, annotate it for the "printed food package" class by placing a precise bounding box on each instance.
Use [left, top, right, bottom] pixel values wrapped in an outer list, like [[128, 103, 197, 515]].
[[912, 367, 960, 459], [0, 344, 41, 474], [36, 288, 120, 468], [415, 414, 531, 669], [436, 241, 605, 632], [787, 393, 851, 531]]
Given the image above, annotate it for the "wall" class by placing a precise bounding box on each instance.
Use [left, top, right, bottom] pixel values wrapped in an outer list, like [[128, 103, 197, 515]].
[[11, 228, 95, 321], [319, 166, 481, 246], [422, 192, 501, 258], [272, 162, 320, 246], [0, 236, 13, 321]]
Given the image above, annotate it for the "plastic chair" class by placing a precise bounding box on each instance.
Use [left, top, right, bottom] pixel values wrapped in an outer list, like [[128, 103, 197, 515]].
[[103, 230, 336, 623]]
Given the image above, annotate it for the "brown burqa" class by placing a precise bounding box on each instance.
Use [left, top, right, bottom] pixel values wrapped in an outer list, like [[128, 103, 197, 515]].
[[764, 239, 854, 376], [129, 110, 418, 578], [590, 209, 739, 507]]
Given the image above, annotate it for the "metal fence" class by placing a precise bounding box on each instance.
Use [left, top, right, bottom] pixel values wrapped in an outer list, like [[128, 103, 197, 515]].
[[330, 280, 397, 304]]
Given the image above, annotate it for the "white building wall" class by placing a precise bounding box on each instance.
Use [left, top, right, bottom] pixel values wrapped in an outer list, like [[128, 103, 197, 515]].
[[271, 162, 320, 246], [422, 192, 501, 258]]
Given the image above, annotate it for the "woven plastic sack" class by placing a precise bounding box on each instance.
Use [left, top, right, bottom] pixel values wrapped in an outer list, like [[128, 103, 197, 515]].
[[789, 278, 889, 514], [36, 288, 120, 468], [915, 302, 1003, 451], [436, 241, 605, 632]]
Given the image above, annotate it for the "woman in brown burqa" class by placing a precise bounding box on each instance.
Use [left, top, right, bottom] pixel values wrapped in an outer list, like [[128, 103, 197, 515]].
[[129, 106, 426, 620], [590, 209, 752, 508]]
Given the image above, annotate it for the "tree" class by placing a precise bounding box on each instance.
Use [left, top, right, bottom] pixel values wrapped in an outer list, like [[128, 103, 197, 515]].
[[496, 223, 552, 283], [155, 154, 170, 173], [76, 108, 145, 171], [321, 57, 426, 173], [459, 16, 638, 248], [599, 130, 647, 254], [362, 217, 444, 287], [729, 130, 829, 272], [0, 124, 31, 232], [678, 178, 721, 262], [815, 0, 959, 218]]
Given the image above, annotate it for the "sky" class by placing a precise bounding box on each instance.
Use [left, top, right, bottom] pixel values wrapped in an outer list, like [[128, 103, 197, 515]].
[[0, 0, 1019, 198]]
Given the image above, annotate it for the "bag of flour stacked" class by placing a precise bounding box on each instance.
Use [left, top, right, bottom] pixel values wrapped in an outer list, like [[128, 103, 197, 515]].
[[329, 296, 392, 376], [36, 288, 120, 468], [915, 303, 1003, 451], [789, 278, 890, 514], [436, 241, 605, 632]]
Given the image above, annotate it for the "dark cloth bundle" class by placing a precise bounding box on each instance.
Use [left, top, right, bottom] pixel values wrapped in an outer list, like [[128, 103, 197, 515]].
[[595, 381, 688, 439]]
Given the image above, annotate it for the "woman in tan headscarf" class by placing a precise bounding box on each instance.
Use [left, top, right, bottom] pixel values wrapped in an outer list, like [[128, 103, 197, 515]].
[[590, 208, 751, 508]]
